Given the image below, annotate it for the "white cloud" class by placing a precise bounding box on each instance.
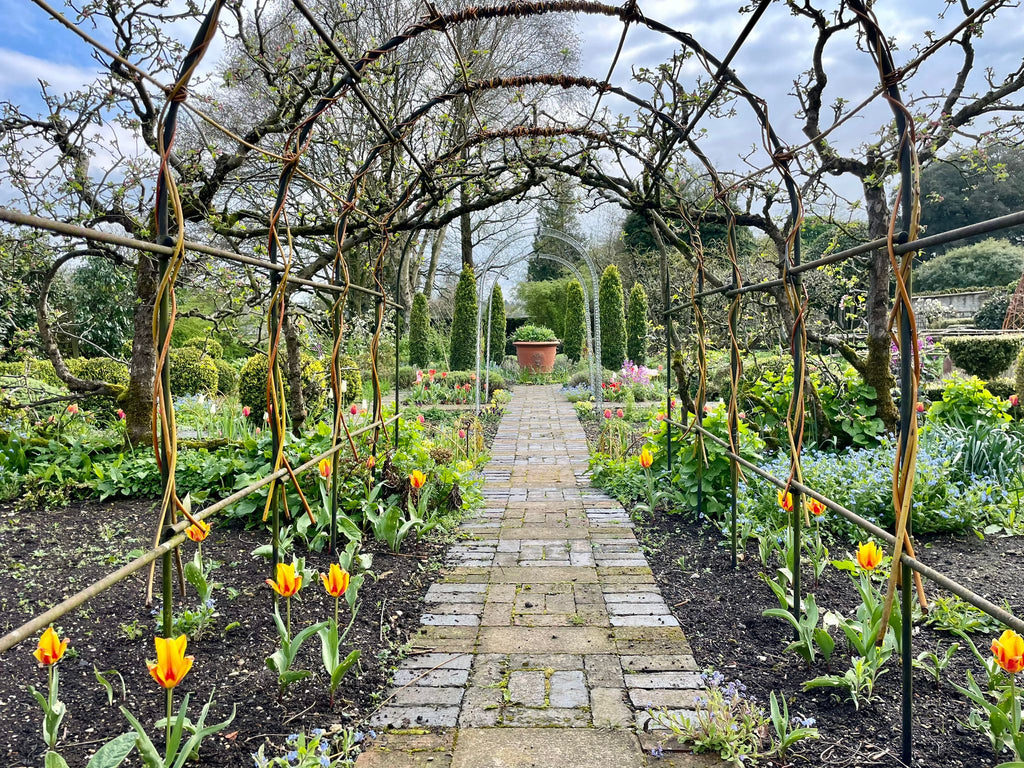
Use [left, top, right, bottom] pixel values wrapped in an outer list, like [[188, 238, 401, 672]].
[[0, 47, 98, 97]]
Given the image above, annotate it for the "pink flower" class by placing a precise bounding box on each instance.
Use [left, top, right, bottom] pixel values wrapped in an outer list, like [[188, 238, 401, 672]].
[[470, 374, 477, 381], [350, 404, 358, 415], [242, 406, 251, 418], [915, 402, 925, 413], [738, 412, 746, 420], [616, 408, 624, 418], [417, 414, 425, 424], [116, 409, 126, 421], [66, 403, 79, 415], [255, 427, 261, 435], [657, 413, 665, 421], [416, 370, 423, 383], [1011, 394, 1019, 407], [604, 409, 612, 419], [459, 429, 466, 439], [441, 371, 448, 378]]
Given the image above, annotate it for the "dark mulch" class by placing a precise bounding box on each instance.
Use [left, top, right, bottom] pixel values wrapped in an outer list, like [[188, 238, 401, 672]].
[[0, 497, 446, 768], [637, 509, 1024, 768]]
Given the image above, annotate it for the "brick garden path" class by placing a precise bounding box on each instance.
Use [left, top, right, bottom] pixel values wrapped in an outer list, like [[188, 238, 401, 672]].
[[358, 385, 717, 768]]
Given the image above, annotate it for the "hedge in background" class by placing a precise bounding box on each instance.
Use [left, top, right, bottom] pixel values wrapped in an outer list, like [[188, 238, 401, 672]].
[[626, 281, 649, 365], [335, 353, 362, 405], [214, 359, 239, 395], [946, 335, 1022, 380], [973, 289, 1012, 330], [599, 264, 626, 370], [488, 283, 506, 364], [449, 266, 478, 371], [563, 279, 586, 363], [916, 238, 1024, 292], [0, 358, 61, 387], [409, 293, 430, 368], [1016, 347, 1024, 401], [168, 347, 218, 396], [182, 336, 224, 360], [67, 357, 131, 389]]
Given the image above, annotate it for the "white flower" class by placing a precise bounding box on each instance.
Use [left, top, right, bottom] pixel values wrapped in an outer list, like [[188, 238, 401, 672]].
[[197, 393, 206, 404], [210, 403, 217, 415], [340, 379, 348, 394]]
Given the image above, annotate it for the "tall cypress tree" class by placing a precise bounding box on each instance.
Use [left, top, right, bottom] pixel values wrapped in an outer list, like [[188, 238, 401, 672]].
[[449, 266, 478, 371], [563, 279, 586, 363], [488, 283, 506, 364], [408, 293, 430, 368], [626, 281, 649, 365], [599, 264, 626, 370]]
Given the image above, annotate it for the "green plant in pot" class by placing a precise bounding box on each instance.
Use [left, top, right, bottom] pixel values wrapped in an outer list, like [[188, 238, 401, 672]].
[[512, 325, 559, 373]]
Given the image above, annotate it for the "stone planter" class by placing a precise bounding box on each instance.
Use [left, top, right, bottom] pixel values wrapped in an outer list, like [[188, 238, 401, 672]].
[[513, 340, 559, 373]]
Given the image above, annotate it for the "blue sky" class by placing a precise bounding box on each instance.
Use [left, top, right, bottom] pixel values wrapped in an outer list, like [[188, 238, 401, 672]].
[[3, 0, 1023, 238]]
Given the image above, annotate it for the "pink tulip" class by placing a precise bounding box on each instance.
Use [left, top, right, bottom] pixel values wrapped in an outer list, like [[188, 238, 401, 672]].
[[116, 409, 126, 421], [417, 414, 425, 424], [242, 406, 251, 417], [350, 404, 358, 415], [616, 408, 624, 418], [459, 429, 466, 439], [604, 409, 612, 419]]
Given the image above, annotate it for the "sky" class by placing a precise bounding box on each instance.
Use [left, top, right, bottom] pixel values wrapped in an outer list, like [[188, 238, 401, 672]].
[[2, 0, 1023, 282]]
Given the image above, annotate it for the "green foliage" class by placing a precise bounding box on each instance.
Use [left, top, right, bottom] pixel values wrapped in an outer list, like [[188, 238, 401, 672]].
[[975, 290, 1013, 330], [408, 293, 431, 368], [599, 264, 626, 369], [213, 359, 238, 396], [924, 375, 1012, 428], [238, 353, 329, 420], [168, 348, 218, 396], [527, 176, 583, 281], [65, 357, 130, 389], [626, 281, 649, 365], [563, 280, 586, 363], [1017, 347, 1024, 401], [916, 239, 1024, 292], [946, 335, 1022, 379], [182, 336, 223, 360], [396, 366, 416, 388], [518, 279, 568, 338], [65, 255, 134, 357], [487, 284, 506, 364], [448, 267, 478, 371], [0, 358, 61, 387], [513, 324, 557, 342]]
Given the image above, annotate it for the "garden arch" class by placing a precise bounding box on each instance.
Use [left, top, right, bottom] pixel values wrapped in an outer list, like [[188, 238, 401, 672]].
[[1, 2, 1023, 766]]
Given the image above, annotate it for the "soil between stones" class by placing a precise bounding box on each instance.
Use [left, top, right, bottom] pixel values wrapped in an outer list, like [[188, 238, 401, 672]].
[[636, 509, 1024, 768]]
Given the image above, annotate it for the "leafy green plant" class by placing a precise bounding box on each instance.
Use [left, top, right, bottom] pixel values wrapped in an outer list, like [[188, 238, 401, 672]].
[[803, 646, 893, 710], [512, 324, 557, 342], [251, 729, 362, 768], [763, 593, 835, 665], [913, 643, 960, 685], [926, 595, 1006, 635], [266, 609, 328, 699], [952, 670, 1023, 761], [924, 374, 1012, 428], [121, 691, 235, 768], [768, 691, 819, 762]]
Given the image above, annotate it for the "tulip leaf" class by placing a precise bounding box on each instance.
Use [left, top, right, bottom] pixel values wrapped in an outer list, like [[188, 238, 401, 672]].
[[119, 707, 163, 768], [44, 751, 69, 768], [84, 732, 136, 768], [94, 667, 126, 706]]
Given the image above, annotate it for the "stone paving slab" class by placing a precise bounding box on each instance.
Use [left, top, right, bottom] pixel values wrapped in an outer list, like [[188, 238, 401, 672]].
[[360, 385, 720, 766]]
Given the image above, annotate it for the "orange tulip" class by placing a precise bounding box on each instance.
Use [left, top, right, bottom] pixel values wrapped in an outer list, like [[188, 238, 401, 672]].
[[147, 635, 193, 689], [266, 562, 302, 598], [321, 563, 350, 598], [410, 470, 426, 489], [992, 629, 1024, 674], [639, 448, 654, 469], [777, 489, 794, 513], [366, 455, 376, 469], [33, 627, 68, 666], [318, 458, 331, 479], [856, 541, 884, 571], [807, 498, 826, 517], [185, 519, 210, 542]]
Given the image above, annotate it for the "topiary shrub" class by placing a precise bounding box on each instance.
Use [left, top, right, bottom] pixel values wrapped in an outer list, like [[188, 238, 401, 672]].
[[239, 352, 330, 420], [449, 267, 478, 371], [563, 280, 586, 363], [0, 358, 61, 388], [985, 378, 1015, 399], [397, 365, 416, 389], [488, 283, 506, 364], [214, 358, 239, 395], [626, 281, 649, 365], [945, 335, 1022, 379], [335, 354, 361, 406], [973, 290, 1012, 330], [599, 264, 626, 369], [168, 347, 218, 396], [182, 336, 224, 360], [408, 293, 431, 368]]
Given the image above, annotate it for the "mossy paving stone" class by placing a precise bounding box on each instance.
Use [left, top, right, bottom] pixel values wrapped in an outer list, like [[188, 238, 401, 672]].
[[355, 730, 455, 768], [450, 728, 645, 768]]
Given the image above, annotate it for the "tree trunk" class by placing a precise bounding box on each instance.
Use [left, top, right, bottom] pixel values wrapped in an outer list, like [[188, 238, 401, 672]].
[[861, 180, 899, 432], [282, 298, 307, 437], [424, 225, 447, 298], [125, 254, 159, 445]]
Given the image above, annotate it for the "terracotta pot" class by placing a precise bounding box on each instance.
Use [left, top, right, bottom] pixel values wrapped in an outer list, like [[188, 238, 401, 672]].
[[513, 340, 560, 373]]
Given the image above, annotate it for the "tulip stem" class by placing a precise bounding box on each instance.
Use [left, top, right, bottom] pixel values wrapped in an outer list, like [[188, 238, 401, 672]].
[[165, 689, 172, 754], [334, 596, 339, 629], [286, 596, 291, 638]]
